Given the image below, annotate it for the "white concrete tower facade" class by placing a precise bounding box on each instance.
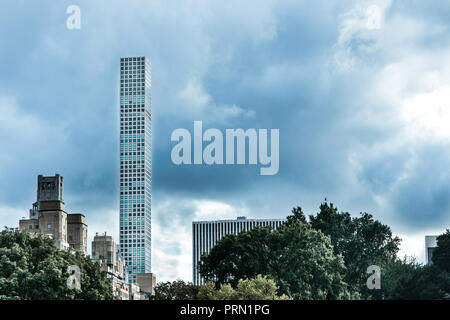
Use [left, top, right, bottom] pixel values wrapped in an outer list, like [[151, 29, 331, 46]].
[[119, 56, 152, 283]]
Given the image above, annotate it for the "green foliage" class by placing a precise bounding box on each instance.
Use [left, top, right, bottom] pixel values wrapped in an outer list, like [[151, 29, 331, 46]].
[[198, 275, 290, 300], [198, 282, 234, 300], [200, 219, 351, 299], [270, 220, 351, 299], [199, 200, 450, 300], [152, 280, 198, 300], [413, 266, 450, 300], [432, 230, 450, 273], [306, 206, 450, 300], [286, 207, 307, 225], [0, 230, 114, 300], [200, 226, 273, 288], [307, 201, 401, 298], [378, 257, 450, 299], [377, 257, 422, 299]]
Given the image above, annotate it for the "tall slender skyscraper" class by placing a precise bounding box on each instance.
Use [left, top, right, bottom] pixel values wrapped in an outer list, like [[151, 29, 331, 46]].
[[119, 56, 152, 283]]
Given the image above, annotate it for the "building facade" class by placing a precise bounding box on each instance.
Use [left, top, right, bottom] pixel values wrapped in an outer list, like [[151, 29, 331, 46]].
[[136, 273, 157, 296], [92, 233, 126, 279], [119, 56, 152, 283], [192, 216, 286, 285], [67, 214, 88, 253], [91, 232, 155, 300], [425, 235, 438, 265], [19, 174, 88, 255], [91, 233, 128, 299]]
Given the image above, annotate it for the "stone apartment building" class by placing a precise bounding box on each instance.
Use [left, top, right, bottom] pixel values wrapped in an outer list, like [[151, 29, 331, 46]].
[[91, 233, 126, 280], [91, 232, 129, 299], [91, 232, 155, 300], [19, 174, 88, 255], [18, 174, 155, 299]]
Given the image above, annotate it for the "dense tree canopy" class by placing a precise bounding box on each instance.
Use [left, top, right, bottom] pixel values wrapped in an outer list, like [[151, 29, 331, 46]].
[[306, 202, 401, 298], [2, 204, 449, 300], [199, 200, 450, 300], [200, 216, 351, 299], [152, 280, 198, 300], [432, 230, 450, 273], [0, 230, 114, 300], [198, 275, 290, 300], [377, 257, 450, 300], [200, 226, 273, 287]]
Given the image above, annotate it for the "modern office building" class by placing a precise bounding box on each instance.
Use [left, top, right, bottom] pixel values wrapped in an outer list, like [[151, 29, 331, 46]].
[[119, 56, 152, 283], [425, 235, 438, 265], [19, 174, 88, 255], [192, 216, 286, 285]]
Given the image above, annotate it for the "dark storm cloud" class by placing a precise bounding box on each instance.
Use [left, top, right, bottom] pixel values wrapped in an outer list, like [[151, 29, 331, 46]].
[[387, 144, 450, 230]]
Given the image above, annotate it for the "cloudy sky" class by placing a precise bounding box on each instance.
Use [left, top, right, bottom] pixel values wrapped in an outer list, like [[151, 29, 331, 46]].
[[1, 0, 450, 282]]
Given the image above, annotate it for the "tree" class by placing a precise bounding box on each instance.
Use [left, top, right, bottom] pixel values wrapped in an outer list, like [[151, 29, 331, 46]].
[[380, 259, 450, 300], [307, 201, 401, 298], [200, 226, 273, 288], [269, 220, 351, 299], [432, 230, 450, 273], [0, 230, 114, 300], [199, 201, 450, 300], [286, 207, 307, 225], [197, 275, 290, 300], [152, 280, 198, 300], [359, 239, 450, 300], [377, 256, 422, 300], [200, 220, 351, 299], [197, 282, 235, 300]]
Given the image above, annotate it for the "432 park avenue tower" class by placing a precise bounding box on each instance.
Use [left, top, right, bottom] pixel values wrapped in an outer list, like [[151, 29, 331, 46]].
[[119, 56, 152, 283]]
